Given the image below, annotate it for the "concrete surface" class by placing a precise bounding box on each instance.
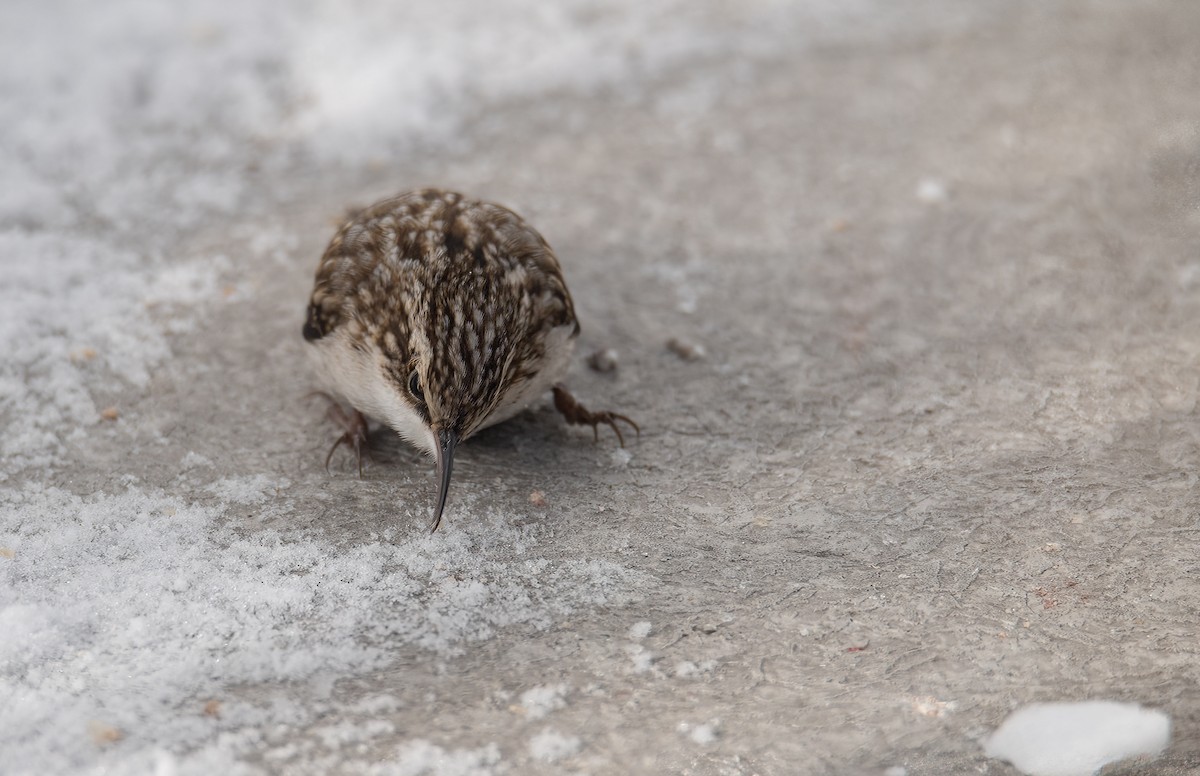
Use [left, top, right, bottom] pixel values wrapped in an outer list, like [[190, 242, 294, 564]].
[[8, 0, 1200, 773]]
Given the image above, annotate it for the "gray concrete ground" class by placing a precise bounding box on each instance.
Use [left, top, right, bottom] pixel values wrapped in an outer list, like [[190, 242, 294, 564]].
[[30, 0, 1200, 773]]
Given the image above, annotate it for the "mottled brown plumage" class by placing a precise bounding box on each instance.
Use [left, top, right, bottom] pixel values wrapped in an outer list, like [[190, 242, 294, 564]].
[[302, 189, 636, 531]]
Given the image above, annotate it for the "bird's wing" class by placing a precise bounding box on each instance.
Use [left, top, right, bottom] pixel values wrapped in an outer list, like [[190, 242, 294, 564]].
[[304, 190, 578, 342], [302, 193, 427, 342]]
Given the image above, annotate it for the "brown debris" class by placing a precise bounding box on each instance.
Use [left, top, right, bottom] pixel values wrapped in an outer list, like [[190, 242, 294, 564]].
[[100, 407, 120, 421], [88, 721, 123, 746], [1033, 586, 1057, 609], [667, 337, 705, 361]]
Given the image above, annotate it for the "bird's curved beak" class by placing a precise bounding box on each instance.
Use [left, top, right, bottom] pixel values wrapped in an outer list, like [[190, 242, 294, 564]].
[[430, 426, 459, 533]]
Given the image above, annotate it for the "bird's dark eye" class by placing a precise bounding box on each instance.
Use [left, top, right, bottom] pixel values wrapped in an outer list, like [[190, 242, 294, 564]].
[[408, 370, 424, 401]]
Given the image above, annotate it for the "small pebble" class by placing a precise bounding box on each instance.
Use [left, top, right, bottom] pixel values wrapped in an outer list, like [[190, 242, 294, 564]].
[[100, 407, 120, 421], [915, 178, 949, 203], [529, 490, 548, 507], [587, 348, 619, 373], [667, 337, 705, 361]]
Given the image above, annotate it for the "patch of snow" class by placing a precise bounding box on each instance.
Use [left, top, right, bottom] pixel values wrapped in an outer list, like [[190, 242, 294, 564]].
[[180, 451, 215, 471], [677, 719, 720, 745], [528, 728, 581, 763], [915, 177, 949, 203], [625, 643, 657, 674], [289, 1, 720, 162], [350, 694, 404, 716], [910, 695, 956, 718], [519, 684, 568, 720], [610, 447, 634, 468], [0, 232, 226, 474], [207, 474, 285, 505], [984, 701, 1170, 776], [673, 659, 716, 678], [0, 0, 284, 477], [627, 620, 652, 640], [385, 740, 503, 776], [674, 660, 699, 678], [312, 719, 396, 749], [0, 484, 641, 773]]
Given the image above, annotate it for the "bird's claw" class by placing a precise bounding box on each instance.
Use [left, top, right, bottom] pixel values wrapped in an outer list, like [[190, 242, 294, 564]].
[[552, 384, 640, 448], [309, 391, 371, 477]]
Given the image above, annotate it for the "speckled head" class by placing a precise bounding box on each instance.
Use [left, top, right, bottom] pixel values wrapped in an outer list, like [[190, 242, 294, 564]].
[[389, 266, 545, 531]]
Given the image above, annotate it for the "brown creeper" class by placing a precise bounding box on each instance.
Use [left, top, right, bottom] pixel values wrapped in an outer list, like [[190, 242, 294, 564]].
[[302, 189, 637, 531]]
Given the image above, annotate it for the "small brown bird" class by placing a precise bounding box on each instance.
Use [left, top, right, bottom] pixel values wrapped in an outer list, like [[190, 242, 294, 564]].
[[302, 189, 637, 531]]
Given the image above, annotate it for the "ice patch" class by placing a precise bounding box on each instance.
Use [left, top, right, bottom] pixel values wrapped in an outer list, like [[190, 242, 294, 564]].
[[984, 701, 1170, 776], [627, 620, 652, 640]]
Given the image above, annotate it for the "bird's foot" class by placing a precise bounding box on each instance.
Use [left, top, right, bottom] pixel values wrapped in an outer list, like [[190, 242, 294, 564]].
[[309, 391, 371, 477], [552, 384, 640, 447]]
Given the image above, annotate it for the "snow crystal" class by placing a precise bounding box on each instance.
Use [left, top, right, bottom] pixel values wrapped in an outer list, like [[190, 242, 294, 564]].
[[677, 720, 720, 745], [519, 684, 568, 720], [610, 447, 633, 468], [387, 740, 502, 776], [312, 719, 396, 749], [180, 451, 215, 471], [627, 620, 652, 640], [207, 474, 284, 505], [625, 644, 658, 674], [673, 659, 716, 678], [350, 695, 404, 716], [528, 729, 582, 763], [984, 701, 1171, 776], [915, 178, 949, 203]]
